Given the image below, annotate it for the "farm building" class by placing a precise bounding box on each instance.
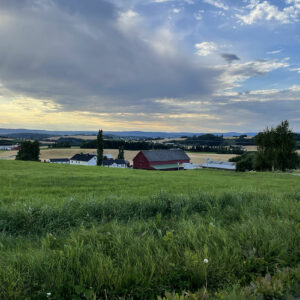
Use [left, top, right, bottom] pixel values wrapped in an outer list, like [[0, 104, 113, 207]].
[[0, 145, 20, 151], [49, 158, 70, 164], [102, 159, 129, 168], [70, 153, 97, 166], [202, 158, 236, 170], [133, 149, 190, 170]]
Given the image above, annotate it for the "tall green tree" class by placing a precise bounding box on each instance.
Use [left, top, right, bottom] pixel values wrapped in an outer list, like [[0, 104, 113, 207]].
[[255, 120, 298, 171], [97, 129, 104, 166], [117, 146, 124, 160], [16, 141, 40, 161]]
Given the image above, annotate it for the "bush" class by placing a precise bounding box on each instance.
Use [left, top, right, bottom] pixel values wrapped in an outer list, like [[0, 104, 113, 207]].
[[229, 152, 256, 172]]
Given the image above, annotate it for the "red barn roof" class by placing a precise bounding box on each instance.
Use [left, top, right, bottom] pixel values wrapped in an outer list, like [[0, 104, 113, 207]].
[[133, 149, 190, 170]]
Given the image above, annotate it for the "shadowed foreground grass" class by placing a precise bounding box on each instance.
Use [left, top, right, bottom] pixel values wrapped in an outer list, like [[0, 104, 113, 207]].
[[0, 160, 299, 299]]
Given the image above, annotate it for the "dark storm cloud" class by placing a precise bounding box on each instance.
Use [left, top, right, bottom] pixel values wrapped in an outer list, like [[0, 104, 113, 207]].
[[221, 53, 240, 63], [0, 0, 221, 114]]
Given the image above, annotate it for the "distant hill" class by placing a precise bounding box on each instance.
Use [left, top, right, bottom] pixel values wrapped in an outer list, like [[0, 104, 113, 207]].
[[0, 128, 258, 139]]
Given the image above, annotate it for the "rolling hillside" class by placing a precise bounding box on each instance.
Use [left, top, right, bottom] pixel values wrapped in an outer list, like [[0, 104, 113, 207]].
[[0, 160, 299, 299]]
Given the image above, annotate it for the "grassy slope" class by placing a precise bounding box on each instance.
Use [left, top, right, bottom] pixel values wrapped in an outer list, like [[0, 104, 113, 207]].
[[0, 160, 300, 299], [1, 160, 299, 206]]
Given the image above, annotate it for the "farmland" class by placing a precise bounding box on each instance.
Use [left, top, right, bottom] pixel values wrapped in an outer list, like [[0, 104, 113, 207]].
[[0, 148, 237, 164], [0, 160, 300, 299]]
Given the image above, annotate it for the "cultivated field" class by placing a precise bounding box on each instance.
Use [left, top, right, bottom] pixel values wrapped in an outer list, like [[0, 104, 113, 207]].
[[48, 135, 97, 140], [0, 148, 237, 164], [0, 160, 299, 299]]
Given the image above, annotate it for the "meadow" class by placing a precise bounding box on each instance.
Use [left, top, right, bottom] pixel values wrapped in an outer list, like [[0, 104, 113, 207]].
[[0, 160, 300, 299]]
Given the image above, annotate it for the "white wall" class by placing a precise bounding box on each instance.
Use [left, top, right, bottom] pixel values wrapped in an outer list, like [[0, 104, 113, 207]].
[[87, 157, 97, 166], [70, 156, 97, 166]]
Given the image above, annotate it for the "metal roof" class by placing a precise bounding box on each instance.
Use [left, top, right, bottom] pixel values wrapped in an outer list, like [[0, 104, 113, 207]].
[[49, 158, 69, 162], [70, 154, 96, 162], [102, 159, 128, 166], [151, 163, 182, 170], [141, 149, 190, 162]]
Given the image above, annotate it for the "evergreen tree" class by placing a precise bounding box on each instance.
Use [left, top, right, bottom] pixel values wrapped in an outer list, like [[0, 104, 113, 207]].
[[255, 120, 298, 171], [16, 140, 40, 161], [118, 147, 124, 160], [97, 130, 104, 166]]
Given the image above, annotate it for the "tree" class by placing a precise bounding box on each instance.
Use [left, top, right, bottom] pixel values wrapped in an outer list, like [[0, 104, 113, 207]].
[[97, 129, 104, 166], [16, 140, 40, 161], [255, 120, 298, 171], [118, 146, 124, 160]]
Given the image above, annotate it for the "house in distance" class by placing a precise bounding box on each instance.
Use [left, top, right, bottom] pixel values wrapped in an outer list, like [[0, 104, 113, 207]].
[[70, 153, 97, 166], [102, 159, 129, 168], [133, 149, 190, 170], [49, 158, 70, 164]]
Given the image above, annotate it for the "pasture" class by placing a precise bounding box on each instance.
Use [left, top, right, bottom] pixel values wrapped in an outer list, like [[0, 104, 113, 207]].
[[0, 160, 299, 299]]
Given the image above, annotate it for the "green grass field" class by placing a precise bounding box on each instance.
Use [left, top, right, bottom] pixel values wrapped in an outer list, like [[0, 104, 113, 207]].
[[0, 160, 300, 299]]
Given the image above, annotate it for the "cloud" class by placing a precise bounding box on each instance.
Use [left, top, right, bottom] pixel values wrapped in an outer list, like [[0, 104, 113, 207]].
[[0, 0, 299, 132], [216, 59, 289, 89], [267, 49, 282, 54], [203, 0, 229, 11], [172, 8, 182, 13], [289, 67, 300, 73], [195, 41, 218, 56], [221, 53, 240, 63], [0, 0, 221, 115], [194, 10, 204, 20], [237, 0, 300, 25]]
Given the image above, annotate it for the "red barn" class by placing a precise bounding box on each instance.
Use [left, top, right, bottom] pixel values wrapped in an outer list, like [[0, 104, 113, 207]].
[[133, 149, 190, 170]]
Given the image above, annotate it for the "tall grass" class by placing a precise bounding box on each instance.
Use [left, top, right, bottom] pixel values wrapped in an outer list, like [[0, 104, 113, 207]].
[[0, 191, 299, 299]]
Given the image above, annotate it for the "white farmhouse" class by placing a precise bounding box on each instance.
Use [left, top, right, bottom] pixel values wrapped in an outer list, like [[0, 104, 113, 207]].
[[70, 153, 97, 166]]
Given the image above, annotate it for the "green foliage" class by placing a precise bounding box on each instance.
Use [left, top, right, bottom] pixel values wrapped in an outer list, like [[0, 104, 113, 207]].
[[81, 139, 171, 150], [118, 146, 125, 159], [179, 134, 224, 147], [16, 140, 40, 161], [0, 161, 300, 299], [255, 120, 298, 171], [187, 146, 244, 155], [96, 129, 103, 166], [229, 152, 256, 172], [48, 142, 71, 148], [0, 139, 15, 146]]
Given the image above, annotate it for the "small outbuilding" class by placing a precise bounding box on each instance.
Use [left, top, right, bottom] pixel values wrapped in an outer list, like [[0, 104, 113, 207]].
[[70, 153, 97, 166], [49, 158, 70, 164], [202, 158, 236, 170], [102, 159, 129, 168], [133, 149, 190, 170]]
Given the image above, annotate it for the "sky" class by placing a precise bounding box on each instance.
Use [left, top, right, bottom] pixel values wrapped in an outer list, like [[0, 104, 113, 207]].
[[0, 0, 300, 133]]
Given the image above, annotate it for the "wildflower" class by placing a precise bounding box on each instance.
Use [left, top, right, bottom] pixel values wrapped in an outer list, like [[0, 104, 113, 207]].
[[203, 258, 209, 264], [46, 292, 51, 297]]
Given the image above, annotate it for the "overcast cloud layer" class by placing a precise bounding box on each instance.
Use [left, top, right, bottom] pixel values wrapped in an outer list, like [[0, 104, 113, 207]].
[[0, 0, 300, 132]]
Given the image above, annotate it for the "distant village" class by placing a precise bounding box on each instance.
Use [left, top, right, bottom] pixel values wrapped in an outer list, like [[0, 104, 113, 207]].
[[48, 149, 237, 171]]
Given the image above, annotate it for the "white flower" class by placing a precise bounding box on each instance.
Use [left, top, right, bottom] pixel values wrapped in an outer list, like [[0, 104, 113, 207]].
[[203, 258, 209, 264], [46, 292, 51, 297]]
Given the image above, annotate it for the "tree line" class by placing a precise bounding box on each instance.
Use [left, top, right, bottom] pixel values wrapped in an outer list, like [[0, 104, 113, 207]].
[[231, 121, 300, 171], [81, 139, 172, 151], [186, 145, 244, 155]]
